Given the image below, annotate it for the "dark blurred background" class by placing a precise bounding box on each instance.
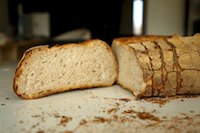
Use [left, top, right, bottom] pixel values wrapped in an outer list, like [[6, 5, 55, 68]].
[[6, 0, 124, 43], [0, 0, 200, 62]]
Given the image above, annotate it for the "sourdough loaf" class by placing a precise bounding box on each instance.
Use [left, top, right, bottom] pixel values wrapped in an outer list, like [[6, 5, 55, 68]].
[[168, 34, 200, 95], [13, 39, 118, 99], [111, 34, 200, 98]]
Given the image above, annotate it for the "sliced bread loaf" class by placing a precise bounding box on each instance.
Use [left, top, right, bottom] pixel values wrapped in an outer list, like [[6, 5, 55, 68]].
[[112, 34, 200, 98], [13, 39, 118, 99]]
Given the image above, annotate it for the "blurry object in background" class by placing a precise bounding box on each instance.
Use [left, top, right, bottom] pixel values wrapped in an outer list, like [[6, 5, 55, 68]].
[[119, 0, 133, 36], [8, 0, 122, 43], [193, 20, 200, 34], [0, 39, 44, 62], [53, 28, 91, 41], [145, 0, 185, 35], [24, 12, 50, 39], [186, 0, 200, 35], [0, 32, 12, 45], [132, 0, 144, 35], [17, 3, 25, 39], [0, 0, 14, 38], [120, 0, 145, 36]]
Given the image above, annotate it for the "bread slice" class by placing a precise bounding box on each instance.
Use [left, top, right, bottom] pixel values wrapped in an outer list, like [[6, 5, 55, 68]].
[[155, 39, 177, 96], [111, 36, 167, 97], [167, 33, 200, 95], [13, 39, 118, 99], [112, 40, 152, 97], [141, 41, 163, 96]]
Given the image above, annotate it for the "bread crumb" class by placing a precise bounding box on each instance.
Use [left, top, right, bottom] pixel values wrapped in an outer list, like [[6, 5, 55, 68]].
[[79, 119, 87, 125], [60, 116, 72, 125], [107, 108, 119, 114], [62, 131, 73, 133], [37, 130, 44, 133], [122, 110, 135, 114], [137, 112, 160, 121], [143, 98, 169, 106], [93, 116, 109, 123]]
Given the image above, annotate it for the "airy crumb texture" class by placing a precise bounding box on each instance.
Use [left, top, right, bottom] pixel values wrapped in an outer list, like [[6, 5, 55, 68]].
[[13, 39, 117, 99], [111, 42, 146, 97]]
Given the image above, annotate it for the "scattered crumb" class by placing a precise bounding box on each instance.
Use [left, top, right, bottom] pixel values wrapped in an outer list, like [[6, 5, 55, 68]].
[[137, 112, 160, 121], [122, 110, 135, 114], [181, 99, 184, 102], [118, 98, 131, 102], [32, 114, 42, 118], [5, 97, 10, 100], [143, 98, 169, 106], [103, 97, 131, 102], [18, 120, 24, 124], [162, 116, 167, 119], [190, 110, 194, 113], [115, 103, 120, 107], [37, 130, 44, 133], [143, 95, 200, 106], [112, 115, 119, 120], [62, 131, 73, 133], [79, 119, 87, 125], [151, 110, 157, 113], [1, 103, 5, 106], [90, 96, 98, 99], [93, 116, 109, 123], [107, 108, 119, 114], [60, 116, 72, 125]]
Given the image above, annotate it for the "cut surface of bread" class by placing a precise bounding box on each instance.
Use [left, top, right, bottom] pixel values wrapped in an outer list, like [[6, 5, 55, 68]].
[[112, 42, 148, 97], [112, 36, 167, 97], [13, 39, 117, 99], [112, 34, 200, 98]]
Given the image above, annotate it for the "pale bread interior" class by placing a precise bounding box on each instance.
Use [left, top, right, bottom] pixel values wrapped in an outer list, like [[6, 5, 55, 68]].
[[111, 43, 146, 97], [15, 40, 117, 99]]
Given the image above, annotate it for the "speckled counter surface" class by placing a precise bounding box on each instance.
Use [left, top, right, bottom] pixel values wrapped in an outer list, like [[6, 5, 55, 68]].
[[1, 62, 200, 133]]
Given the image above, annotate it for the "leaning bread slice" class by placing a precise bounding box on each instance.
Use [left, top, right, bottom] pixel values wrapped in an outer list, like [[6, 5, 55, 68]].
[[141, 41, 163, 96], [13, 39, 118, 99], [112, 40, 152, 97], [155, 39, 177, 96], [111, 36, 167, 98]]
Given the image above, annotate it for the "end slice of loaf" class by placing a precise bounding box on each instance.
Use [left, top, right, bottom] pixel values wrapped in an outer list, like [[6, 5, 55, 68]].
[[13, 39, 118, 99], [111, 36, 167, 98]]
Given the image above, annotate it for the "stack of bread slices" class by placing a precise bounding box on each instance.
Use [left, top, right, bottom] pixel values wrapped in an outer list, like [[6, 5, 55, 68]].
[[13, 33, 200, 99], [112, 33, 200, 98]]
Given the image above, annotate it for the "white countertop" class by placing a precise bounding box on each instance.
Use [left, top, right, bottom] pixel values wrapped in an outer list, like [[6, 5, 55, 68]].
[[1, 62, 200, 133]]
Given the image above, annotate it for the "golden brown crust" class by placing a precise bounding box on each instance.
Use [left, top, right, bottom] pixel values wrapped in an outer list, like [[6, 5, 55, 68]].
[[13, 45, 49, 98], [112, 35, 170, 45], [114, 34, 200, 98], [155, 39, 177, 97], [167, 33, 200, 95], [19, 83, 114, 99], [13, 39, 118, 99]]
